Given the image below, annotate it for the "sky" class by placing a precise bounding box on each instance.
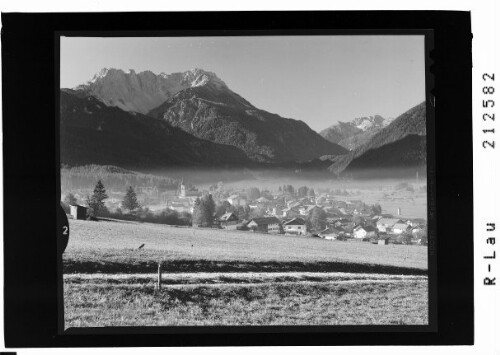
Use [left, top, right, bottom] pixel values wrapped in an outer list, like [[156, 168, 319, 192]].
[[61, 36, 425, 132]]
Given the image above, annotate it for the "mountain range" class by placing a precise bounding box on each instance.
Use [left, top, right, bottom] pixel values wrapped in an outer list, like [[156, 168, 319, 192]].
[[62, 67, 426, 177], [319, 115, 395, 151], [72, 68, 347, 163]]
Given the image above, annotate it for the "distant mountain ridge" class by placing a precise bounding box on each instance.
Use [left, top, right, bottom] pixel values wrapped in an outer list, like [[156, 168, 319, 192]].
[[320, 115, 395, 151], [327, 102, 426, 176], [69, 67, 347, 163]]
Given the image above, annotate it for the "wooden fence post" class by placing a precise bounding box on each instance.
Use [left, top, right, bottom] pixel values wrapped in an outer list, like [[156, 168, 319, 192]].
[[157, 262, 162, 291]]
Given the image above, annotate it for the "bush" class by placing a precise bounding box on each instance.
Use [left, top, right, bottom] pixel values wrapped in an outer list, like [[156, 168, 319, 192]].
[[101, 207, 192, 226]]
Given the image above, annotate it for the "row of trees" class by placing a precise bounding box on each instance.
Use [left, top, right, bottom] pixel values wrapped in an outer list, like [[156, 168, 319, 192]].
[[277, 185, 315, 198], [63, 180, 192, 225], [63, 180, 141, 219]]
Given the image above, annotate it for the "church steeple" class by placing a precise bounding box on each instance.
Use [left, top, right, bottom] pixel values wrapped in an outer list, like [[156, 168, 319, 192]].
[[180, 178, 186, 197]]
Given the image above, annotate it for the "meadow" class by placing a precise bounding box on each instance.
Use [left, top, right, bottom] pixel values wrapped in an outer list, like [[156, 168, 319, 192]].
[[64, 219, 428, 273], [63, 219, 429, 327]]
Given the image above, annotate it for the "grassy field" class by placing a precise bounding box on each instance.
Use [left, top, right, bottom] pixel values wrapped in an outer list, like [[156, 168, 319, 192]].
[[63, 219, 428, 327], [64, 219, 427, 274], [64, 278, 428, 326]]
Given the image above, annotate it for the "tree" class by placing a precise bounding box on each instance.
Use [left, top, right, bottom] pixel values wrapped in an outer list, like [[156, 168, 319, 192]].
[[192, 194, 216, 227], [297, 186, 309, 197], [285, 185, 295, 196], [64, 192, 78, 206], [236, 205, 251, 220], [399, 232, 413, 245], [121, 186, 140, 212], [308, 188, 315, 198], [215, 200, 232, 217], [86, 180, 108, 219], [371, 204, 382, 215], [306, 207, 327, 232], [249, 205, 266, 219], [247, 187, 261, 201]]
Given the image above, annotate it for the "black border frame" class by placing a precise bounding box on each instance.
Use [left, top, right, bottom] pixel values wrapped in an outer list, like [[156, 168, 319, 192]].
[[54, 28, 437, 335], [2, 11, 473, 347]]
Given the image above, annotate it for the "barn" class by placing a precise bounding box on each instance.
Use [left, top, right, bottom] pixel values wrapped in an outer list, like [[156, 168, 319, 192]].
[[70, 204, 88, 220], [218, 212, 239, 229], [247, 217, 281, 234]]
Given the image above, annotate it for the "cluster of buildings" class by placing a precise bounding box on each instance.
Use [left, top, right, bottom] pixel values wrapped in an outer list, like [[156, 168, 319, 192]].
[[210, 190, 428, 245], [67, 179, 427, 246]]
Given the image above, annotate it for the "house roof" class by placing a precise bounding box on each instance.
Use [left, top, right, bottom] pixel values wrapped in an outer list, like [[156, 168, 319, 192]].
[[228, 194, 241, 200], [393, 223, 410, 230], [255, 197, 270, 203], [377, 218, 402, 226], [319, 226, 344, 235], [304, 205, 320, 213], [219, 212, 238, 221], [248, 217, 281, 225], [364, 225, 378, 232], [283, 217, 306, 226]]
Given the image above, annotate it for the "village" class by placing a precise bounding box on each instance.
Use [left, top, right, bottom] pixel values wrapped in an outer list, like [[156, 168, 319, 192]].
[[65, 178, 428, 246]]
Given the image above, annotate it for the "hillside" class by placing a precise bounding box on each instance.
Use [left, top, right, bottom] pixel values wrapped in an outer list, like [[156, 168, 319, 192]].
[[148, 84, 347, 163], [328, 102, 427, 176], [61, 164, 181, 192], [344, 135, 427, 178], [60, 90, 251, 169]]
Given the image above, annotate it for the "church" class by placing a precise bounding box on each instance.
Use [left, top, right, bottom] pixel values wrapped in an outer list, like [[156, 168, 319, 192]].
[[179, 179, 203, 199]]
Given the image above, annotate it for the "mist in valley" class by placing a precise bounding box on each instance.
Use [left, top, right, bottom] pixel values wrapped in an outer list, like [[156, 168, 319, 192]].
[[61, 166, 428, 220]]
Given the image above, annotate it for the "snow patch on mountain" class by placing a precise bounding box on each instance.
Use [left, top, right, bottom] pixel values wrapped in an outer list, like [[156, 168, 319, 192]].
[[319, 115, 394, 151]]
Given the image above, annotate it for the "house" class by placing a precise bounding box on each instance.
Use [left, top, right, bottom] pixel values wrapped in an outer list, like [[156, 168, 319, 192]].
[[168, 201, 193, 213], [411, 225, 426, 237], [353, 225, 378, 239], [218, 212, 239, 229], [70, 204, 87, 220], [301, 205, 321, 216], [353, 226, 367, 239], [227, 194, 247, 207], [318, 226, 345, 240], [282, 217, 307, 235], [236, 219, 251, 231], [255, 196, 270, 204], [247, 217, 281, 234], [376, 218, 403, 232], [391, 223, 412, 234]]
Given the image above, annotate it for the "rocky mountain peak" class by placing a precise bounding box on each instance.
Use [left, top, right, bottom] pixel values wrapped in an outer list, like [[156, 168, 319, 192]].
[[72, 67, 232, 114]]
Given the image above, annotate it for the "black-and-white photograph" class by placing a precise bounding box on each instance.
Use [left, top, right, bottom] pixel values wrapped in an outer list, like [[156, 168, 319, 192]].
[[59, 34, 430, 328]]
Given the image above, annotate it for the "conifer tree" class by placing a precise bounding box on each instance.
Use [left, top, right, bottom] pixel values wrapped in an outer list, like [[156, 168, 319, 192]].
[[87, 180, 108, 218], [122, 186, 140, 212]]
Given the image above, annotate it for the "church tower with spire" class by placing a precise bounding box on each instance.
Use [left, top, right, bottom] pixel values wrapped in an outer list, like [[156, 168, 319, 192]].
[[180, 178, 186, 198]]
